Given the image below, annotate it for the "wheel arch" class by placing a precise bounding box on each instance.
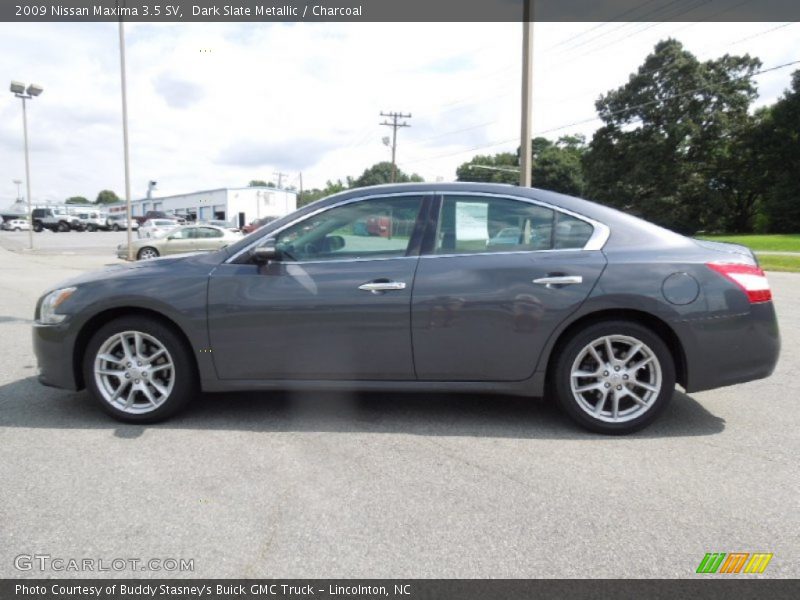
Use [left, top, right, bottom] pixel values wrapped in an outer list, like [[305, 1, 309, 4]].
[[73, 307, 199, 390], [543, 308, 687, 391]]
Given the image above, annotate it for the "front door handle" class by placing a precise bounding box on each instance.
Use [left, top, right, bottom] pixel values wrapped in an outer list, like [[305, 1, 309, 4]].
[[358, 280, 407, 293], [533, 275, 583, 287]]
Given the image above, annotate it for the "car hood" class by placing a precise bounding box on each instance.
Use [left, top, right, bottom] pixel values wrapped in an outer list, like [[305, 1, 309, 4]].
[[42, 251, 226, 295]]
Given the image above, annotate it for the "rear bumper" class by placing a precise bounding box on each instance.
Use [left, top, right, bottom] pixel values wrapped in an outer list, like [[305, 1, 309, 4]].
[[32, 322, 80, 391], [679, 301, 780, 393]]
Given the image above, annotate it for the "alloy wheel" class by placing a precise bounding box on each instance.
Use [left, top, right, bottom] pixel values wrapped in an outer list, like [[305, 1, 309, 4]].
[[569, 334, 662, 423], [93, 330, 175, 414]]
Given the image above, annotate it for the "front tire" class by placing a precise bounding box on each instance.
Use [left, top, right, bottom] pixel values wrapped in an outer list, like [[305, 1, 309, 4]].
[[552, 320, 675, 434], [137, 247, 159, 260], [83, 317, 196, 423]]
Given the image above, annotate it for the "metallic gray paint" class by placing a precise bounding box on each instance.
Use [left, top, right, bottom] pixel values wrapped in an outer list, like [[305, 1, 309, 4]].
[[33, 183, 780, 402]]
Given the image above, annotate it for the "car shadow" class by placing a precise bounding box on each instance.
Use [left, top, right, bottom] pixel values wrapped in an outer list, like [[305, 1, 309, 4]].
[[0, 376, 725, 439]]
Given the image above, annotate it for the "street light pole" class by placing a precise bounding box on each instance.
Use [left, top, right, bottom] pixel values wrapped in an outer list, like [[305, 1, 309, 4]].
[[520, 1, 534, 188], [20, 96, 33, 249], [10, 81, 43, 250]]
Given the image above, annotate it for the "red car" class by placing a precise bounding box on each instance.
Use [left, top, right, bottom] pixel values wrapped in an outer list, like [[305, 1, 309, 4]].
[[242, 216, 277, 234]]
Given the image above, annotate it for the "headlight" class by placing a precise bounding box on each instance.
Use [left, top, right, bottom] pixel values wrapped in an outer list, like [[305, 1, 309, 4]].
[[38, 287, 76, 324]]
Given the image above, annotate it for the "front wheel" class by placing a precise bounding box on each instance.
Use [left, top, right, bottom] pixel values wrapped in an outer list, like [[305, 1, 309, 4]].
[[83, 317, 196, 423], [552, 320, 675, 434], [137, 247, 159, 260], [112, 224, 120, 232]]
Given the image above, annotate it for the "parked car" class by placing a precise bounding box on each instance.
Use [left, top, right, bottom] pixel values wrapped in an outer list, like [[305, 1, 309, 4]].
[[133, 211, 186, 226], [138, 219, 180, 239], [200, 219, 239, 232], [76, 210, 109, 232], [31, 207, 74, 232], [118, 224, 242, 260], [106, 214, 139, 232], [241, 216, 277, 234], [2, 218, 31, 231], [33, 183, 780, 432]]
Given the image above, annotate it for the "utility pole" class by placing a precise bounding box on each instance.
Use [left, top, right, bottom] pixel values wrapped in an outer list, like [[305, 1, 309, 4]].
[[380, 111, 412, 183], [118, 19, 134, 261], [298, 172, 303, 206], [520, 0, 534, 188], [273, 171, 287, 189]]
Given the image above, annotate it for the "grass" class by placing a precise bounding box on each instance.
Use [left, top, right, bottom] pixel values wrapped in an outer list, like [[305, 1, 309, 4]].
[[697, 233, 800, 252], [757, 254, 800, 273]]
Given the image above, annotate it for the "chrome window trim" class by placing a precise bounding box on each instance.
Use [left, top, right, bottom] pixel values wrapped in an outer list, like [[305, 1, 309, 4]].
[[225, 189, 610, 264], [433, 191, 610, 255], [225, 191, 431, 264]]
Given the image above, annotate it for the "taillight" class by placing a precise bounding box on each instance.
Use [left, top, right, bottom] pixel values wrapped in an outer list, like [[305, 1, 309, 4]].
[[706, 262, 772, 303]]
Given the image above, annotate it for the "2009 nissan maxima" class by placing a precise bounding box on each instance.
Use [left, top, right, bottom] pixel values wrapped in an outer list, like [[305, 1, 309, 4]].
[[33, 183, 780, 433]]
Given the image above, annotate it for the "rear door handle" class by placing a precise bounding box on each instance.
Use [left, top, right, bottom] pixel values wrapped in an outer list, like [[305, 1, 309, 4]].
[[533, 275, 583, 287], [358, 280, 407, 293]]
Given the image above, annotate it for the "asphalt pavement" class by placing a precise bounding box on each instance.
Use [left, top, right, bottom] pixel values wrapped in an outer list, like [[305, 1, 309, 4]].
[[0, 233, 797, 578]]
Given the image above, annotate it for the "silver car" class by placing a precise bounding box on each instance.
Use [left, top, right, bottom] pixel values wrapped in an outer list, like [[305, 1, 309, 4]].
[[117, 224, 242, 260]]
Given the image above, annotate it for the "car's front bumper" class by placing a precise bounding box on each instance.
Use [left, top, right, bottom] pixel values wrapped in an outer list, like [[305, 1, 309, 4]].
[[32, 321, 80, 391]]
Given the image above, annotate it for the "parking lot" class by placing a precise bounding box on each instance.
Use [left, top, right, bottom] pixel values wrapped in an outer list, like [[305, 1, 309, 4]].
[[0, 231, 798, 578]]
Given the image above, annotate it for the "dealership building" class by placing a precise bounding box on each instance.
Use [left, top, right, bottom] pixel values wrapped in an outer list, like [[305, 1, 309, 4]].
[[108, 186, 298, 227]]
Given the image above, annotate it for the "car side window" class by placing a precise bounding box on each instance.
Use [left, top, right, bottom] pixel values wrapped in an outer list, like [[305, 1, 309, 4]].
[[435, 195, 593, 254], [170, 228, 190, 239], [197, 227, 223, 238], [273, 196, 424, 262]]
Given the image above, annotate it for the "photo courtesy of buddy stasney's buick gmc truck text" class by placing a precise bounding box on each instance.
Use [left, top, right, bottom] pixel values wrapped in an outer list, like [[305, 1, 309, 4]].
[[33, 183, 780, 435]]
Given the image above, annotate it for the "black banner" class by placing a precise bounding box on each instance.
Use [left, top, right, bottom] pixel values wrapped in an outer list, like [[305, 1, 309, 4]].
[[3, 580, 800, 600], [4, 0, 800, 23]]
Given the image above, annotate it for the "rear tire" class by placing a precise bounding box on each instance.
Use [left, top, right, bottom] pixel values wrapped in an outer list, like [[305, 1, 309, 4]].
[[112, 224, 121, 232], [552, 320, 675, 434], [82, 316, 196, 423], [57, 221, 70, 232]]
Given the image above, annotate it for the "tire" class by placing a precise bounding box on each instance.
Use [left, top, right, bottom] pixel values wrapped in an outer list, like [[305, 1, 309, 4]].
[[112, 224, 120, 232], [137, 247, 159, 260], [87, 224, 96, 232], [33, 222, 43, 232], [82, 316, 196, 423], [57, 221, 70, 232], [552, 320, 675, 434], [13, 227, 20, 232]]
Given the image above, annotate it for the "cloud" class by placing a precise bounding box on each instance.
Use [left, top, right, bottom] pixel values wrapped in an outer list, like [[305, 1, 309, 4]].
[[216, 138, 337, 171], [153, 73, 204, 109]]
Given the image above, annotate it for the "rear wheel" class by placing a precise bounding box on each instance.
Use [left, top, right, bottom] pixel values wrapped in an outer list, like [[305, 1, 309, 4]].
[[137, 247, 159, 260], [57, 221, 70, 232], [552, 320, 675, 434], [112, 224, 121, 232], [86, 224, 96, 232], [33, 222, 43, 232], [13, 227, 20, 232], [83, 317, 196, 423]]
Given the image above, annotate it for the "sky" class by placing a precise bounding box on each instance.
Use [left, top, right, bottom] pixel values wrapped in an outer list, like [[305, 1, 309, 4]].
[[1, 21, 798, 204]]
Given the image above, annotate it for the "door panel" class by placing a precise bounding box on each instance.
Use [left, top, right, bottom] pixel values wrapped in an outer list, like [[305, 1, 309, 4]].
[[411, 251, 606, 381], [208, 258, 418, 380], [207, 193, 430, 381]]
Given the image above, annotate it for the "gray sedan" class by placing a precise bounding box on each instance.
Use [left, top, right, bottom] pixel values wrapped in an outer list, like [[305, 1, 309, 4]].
[[33, 183, 780, 433]]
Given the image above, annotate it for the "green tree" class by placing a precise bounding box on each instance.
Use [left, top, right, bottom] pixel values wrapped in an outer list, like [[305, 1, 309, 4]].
[[65, 196, 89, 205], [95, 190, 120, 205], [531, 135, 586, 196], [298, 179, 349, 207], [583, 39, 761, 233], [757, 71, 800, 233], [352, 161, 424, 188], [456, 152, 518, 184]]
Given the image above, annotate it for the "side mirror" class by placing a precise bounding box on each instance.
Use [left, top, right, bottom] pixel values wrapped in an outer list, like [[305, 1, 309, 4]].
[[252, 240, 280, 263], [325, 235, 345, 252]]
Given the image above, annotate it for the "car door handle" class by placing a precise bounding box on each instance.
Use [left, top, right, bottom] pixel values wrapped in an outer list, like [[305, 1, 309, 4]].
[[358, 280, 407, 293], [533, 275, 583, 287]]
